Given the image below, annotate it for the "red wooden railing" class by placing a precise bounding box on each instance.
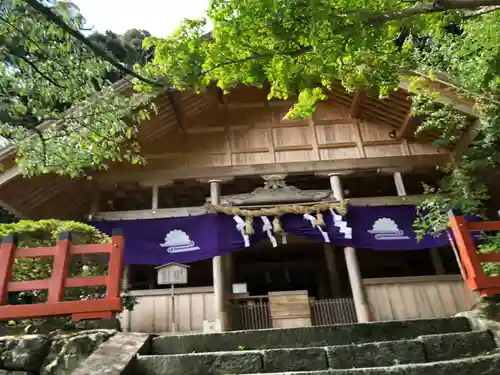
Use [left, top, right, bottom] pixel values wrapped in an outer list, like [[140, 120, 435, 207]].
[[449, 215, 500, 297], [0, 230, 124, 321]]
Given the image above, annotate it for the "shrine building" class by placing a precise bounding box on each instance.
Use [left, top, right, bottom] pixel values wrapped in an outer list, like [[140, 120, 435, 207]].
[[0, 79, 483, 333]]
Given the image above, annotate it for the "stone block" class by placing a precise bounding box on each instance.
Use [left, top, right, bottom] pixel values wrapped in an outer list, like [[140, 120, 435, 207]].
[[326, 340, 426, 369], [41, 329, 116, 375], [72, 333, 150, 375], [152, 317, 471, 354], [420, 330, 497, 362], [238, 353, 500, 375], [263, 347, 327, 372], [135, 351, 263, 375], [0, 334, 51, 372]]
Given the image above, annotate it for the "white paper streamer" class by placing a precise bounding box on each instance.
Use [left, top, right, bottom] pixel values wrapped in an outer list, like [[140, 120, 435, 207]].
[[329, 208, 352, 239], [233, 215, 250, 247], [261, 216, 278, 248], [303, 214, 330, 243]]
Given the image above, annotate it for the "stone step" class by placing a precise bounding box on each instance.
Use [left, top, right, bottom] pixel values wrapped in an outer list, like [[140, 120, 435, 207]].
[[152, 317, 471, 354], [240, 354, 500, 375], [135, 330, 496, 375]]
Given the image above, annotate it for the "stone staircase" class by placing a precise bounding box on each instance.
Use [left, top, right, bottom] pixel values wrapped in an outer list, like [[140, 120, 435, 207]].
[[133, 317, 500, 375]]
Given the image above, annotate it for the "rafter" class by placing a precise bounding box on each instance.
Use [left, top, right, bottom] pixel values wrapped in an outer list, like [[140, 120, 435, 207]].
[[397, 112, 417, 139], [166, 91, 185, 132], [350, 90, 364, 118]]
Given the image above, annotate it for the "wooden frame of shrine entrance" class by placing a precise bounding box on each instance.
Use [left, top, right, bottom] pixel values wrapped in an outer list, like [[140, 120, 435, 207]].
[[0, 229, 124, 321], [449, 214, 500, 297]]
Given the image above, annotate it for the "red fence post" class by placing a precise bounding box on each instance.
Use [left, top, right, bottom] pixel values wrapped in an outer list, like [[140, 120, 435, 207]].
[[0, 234, 17, 305], [47, 232, 72, 304], [0, 231, 124, 322], [449, 215, 488, 292], [106, 229, 124, 300]]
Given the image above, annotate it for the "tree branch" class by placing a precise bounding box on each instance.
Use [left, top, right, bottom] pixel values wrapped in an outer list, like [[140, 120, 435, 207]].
[[463, 5, 500, 17], [18, 55, 65, 88], [376, 0, 500, 22], [200, 47, 312, 75], [23, 0, 163, 88]]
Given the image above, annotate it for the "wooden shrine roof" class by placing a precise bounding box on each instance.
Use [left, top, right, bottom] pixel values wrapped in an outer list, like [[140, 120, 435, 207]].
[[0, 79, 478, 220]]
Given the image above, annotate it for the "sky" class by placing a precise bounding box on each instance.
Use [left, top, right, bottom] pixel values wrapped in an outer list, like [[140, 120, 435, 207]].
[[72, 0, 210, 37]]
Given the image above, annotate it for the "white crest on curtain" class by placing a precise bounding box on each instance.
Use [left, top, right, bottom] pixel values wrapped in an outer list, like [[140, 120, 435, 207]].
[[330, 208, 352, 239], [233, 215, 250, 247], [260, 216, 278, 247], [303, 213, 330, 243]]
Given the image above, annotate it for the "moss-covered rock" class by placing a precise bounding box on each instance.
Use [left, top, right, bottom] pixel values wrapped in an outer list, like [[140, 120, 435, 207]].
[[41, 329, 116, 375], [0, 335, 51, 372], [456, 297, 500, 346]]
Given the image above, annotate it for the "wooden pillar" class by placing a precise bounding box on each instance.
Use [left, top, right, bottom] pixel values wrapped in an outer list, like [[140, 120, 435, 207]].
[[224, 253, 234, 329], [393, 172, 407, 197], [329, 173, 370, 322], [430, 248, 446, 275], [152, 184, 159, 210], [344, 246, 370, 322], [89, 179, 100, 219], [323, 245, 340, 296], [210, 179, 228, 331]]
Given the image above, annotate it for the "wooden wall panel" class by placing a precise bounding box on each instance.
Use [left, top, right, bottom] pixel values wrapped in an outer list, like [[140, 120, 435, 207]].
[[232, 152, 274, 165], [313, 101, 350, 122], [122, 288, 215, 333], [358, 120, 394, 142], [408, 142, 441, 155], [186, 133, 226, 153], [113, 96, 450, 175], [319, 147, 360, 160], [231, 128, 270, 152], [272, 127, 311, 149], [315, 123, 356, 145], [187, 154, 230, 168], [364, 144, 404, 158], [275, 150, 315, 163], [364, 275, 476, 322]]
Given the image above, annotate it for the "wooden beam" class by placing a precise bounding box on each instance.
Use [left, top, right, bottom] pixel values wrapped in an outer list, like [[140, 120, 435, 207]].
[[94, 206, 207, 220], [398, 79, 479, 117], [453, 119, 481, 158], [350, 90, 364, 118], [0, 166, 20, 188], [0, 199, 27, 219], [96, 154, 450, 185], [166, 91, 185, 132], [93, 195, 427, 221], [397, 112, 417, 139]]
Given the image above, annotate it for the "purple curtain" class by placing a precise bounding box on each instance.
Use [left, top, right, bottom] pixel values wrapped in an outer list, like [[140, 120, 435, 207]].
[[90, 205, 457, 265], [344, 205, 449, 250]]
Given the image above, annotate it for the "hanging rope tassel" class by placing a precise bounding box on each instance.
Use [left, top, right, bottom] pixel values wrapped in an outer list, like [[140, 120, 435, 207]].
[[316, 211, 325, 227], [273, 216, 283, 233], [244, 216, 255, 235]]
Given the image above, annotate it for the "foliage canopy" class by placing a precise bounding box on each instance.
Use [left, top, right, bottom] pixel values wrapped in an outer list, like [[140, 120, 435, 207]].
[[0, 0, 154, 177], [0, 0, 500, 236], [137, 0, 500, 236]]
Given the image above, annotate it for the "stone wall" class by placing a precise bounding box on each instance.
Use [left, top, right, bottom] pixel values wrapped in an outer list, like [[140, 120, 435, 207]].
[[0, 321, 119, 375]]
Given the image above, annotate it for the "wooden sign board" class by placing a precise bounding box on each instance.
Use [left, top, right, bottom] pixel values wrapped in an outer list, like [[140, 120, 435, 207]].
[[232, 283, 248, 294], [268, 290, 312, 329], [156, 263, 189, 285]]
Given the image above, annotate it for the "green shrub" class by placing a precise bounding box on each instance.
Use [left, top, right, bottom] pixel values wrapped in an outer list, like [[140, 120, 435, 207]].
[[478, 232, 500, 277]]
